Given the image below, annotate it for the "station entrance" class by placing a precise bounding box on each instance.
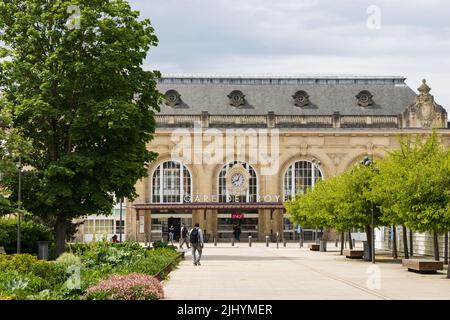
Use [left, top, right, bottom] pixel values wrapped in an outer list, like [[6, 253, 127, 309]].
[[217, 210, 258, 240]]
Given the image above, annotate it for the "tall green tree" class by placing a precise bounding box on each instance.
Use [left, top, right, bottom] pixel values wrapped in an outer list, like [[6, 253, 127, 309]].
[[0, 0, 162, 254], [371, 132, 450, 261]]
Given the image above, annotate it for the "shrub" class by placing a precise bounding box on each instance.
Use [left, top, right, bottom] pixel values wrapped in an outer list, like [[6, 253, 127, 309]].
[[55, 253, 82, 267], [0, 270, 48, 299], [85, 273, 164, 300], [0, 254, 68, 288], [0, 218, 53, 255], [152, 240, 177, 251]]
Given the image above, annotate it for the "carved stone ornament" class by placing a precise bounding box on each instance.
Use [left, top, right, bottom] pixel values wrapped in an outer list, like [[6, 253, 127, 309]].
[[402, 79, 448, 129], [292, 90, 310, 107], [356, 90, 374, 107], [227, 90, 246, 108], [164, 89, 182, 107], [225, 163, 251, 196]]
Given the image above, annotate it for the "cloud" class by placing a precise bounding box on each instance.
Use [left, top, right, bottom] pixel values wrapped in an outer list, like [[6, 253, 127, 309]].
[[131, 0, 450, 112]]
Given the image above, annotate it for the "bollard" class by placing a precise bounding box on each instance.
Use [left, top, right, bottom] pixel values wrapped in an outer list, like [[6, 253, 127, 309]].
[[266, 236, 269, 247], [231, 237, 234, 247], [248, 235, 252, 247], [352, 238, 356, 248], [335, 238, 338, 247], [214, 236, 217, 246], [299, 237, 302, 248], [276, 233, 279, 249], [283, 238, 287, 247]]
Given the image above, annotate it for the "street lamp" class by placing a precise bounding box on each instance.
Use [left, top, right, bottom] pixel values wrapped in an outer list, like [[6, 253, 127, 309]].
[[311, 158, 321, 242], [362, 155, 375, 264], [119, 197, 124, 242], [17, 155, 22, 254]]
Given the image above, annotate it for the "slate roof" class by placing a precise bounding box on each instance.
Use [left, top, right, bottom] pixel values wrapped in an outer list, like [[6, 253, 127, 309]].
[[156, 75, 417, 116]]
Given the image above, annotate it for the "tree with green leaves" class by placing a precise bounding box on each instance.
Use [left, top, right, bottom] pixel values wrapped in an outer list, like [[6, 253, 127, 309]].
[[0, 0, 162, 255], [370, 132, 450, 262], [286, 160, 382, 259]]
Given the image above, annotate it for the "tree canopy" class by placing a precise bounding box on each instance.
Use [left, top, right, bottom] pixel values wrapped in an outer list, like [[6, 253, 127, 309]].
[[0, 0, 162, 254]]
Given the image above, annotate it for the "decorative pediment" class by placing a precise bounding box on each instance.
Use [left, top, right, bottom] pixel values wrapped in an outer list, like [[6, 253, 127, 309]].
[[403, 79, 447, 129]]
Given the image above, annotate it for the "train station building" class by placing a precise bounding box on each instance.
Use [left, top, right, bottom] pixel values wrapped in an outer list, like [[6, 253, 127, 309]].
[[76, 75, 449, 248]]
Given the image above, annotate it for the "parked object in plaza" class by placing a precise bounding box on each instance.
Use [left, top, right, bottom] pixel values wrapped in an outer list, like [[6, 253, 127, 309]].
[[343, 249, 364, 259], [402, 259, 444, 274]]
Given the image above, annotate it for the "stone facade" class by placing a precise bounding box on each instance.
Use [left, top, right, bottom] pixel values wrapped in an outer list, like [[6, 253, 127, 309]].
[[75, 75, 449, 244]]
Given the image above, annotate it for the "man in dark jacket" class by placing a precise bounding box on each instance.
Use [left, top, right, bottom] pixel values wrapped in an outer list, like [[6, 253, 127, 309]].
[[179, 223, 190, 249]]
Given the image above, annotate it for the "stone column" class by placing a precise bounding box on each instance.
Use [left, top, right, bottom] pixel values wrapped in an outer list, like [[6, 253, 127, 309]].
[[206, 209, 218, 240], [126, 207, 137, 241], [144, 210, 152, 244], [258, 209, 272, 241]]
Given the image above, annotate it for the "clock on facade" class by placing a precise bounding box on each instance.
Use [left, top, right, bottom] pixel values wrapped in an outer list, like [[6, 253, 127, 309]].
[[225, 164, 251, 195]]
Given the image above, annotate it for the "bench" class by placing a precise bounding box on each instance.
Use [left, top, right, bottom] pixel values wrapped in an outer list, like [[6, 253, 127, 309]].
[[402, 259, 444, 274], [0, 247, 5, 254], [309, 244, 320, 251], [343, 249, 364, 259]]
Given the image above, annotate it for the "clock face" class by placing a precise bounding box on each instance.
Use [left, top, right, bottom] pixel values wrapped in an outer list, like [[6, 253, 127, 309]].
[[231, 173, 245, 187]]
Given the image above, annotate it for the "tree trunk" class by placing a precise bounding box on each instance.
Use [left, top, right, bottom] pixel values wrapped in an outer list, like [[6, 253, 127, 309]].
[[365, 225, 372, 261], [348, 230, 353, 249], [392, 226, 398, 259], [433, 231, 440, 261], [55, 214, 67, 257], [409, 229, 414, 257], [340, 231, 344, 255], [402, 226, 409, 259], [445, 232, 449, 265]]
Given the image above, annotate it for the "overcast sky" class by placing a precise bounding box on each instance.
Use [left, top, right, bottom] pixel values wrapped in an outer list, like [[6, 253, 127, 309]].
[[129, 0, 450, 113]]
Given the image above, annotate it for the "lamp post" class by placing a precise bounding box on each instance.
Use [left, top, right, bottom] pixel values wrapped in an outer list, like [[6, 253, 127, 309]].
[[362, 155, 375, 264], [17, 155, 22, 254], [311, 158, 321, 242], [119, 197, 123, 242]]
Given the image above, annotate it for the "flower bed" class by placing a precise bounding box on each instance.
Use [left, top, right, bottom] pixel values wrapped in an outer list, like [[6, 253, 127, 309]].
[[85, 273, 164, 300], [0, 241, 180, 300]]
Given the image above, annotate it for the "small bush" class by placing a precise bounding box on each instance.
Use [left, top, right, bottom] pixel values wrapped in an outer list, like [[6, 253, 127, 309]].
[[152, 240, 177, 251], [55, 253, 82, 267], [0, 254, 68, 288], [0, 218, 54, 255], [85, 273, 164, 300]]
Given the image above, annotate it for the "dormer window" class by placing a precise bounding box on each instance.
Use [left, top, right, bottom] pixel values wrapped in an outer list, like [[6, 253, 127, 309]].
[[227, 90, 245, 107], [165, 90, 182, 107], [292, 90, 310, 107], [356, 90, 373, 107]]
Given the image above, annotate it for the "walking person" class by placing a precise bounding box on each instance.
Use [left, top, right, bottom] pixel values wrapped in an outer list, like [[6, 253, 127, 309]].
[[168, 224, 175, 245], [179, 223, 190, 249], [190, 223, 204, 266]]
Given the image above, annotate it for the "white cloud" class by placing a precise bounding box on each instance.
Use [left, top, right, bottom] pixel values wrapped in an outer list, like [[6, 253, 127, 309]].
[[132, 0, 450, 112]]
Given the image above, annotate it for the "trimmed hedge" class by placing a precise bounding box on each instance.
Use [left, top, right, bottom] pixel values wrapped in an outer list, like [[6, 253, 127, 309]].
[[0, 218, 54, 255]]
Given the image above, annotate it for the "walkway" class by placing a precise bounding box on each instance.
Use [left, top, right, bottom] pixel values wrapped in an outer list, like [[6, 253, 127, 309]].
[[163, 242, 450, 300]]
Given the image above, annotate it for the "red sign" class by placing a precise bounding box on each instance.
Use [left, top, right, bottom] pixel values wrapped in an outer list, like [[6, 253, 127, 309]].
[[231, 212, 244, 220]]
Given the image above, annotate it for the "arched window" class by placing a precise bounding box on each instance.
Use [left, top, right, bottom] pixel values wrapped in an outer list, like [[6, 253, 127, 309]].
[[283, 160, 323, 201], [151, 161, 192, 203], [218, 161, 258, 203]]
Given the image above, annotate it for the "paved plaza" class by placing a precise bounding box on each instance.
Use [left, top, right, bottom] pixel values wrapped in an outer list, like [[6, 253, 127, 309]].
[[163, 242, 450, 300]]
